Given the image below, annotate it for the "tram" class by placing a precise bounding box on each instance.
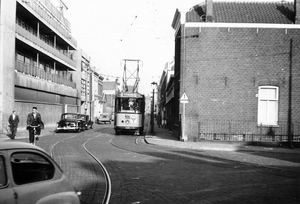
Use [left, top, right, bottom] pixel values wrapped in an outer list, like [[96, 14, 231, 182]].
[[114, 59, 145, 135], [114, 92, 145, 135]]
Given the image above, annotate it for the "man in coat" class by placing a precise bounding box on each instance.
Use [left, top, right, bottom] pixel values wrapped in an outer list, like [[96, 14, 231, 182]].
[[27, 107, 43, 145], [8, 110, 19, 139]]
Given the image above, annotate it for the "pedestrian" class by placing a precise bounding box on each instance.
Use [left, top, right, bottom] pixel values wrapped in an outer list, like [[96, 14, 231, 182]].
[[167, 116, 173, 134], [156, 112, 162, 128], [27, 107, 43, 145], [162, 116, 166, 128], [8, 110, 19, 139]]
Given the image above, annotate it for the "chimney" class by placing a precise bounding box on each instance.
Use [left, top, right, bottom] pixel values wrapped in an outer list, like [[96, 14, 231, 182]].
[[295, 0, 300, 24], [206, 0, 213, 22]]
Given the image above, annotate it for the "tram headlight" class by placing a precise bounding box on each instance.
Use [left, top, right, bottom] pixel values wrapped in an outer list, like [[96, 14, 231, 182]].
[[125, 120, 130, 124]]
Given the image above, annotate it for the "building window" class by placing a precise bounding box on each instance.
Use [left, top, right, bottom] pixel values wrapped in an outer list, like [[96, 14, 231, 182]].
[[257, 86, 278, 126]]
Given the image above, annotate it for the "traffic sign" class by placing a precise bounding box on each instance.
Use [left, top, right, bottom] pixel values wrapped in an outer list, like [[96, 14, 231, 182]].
[[180, 92, 189, 103]]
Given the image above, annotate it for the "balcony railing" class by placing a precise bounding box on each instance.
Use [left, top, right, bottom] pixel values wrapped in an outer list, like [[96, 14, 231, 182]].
[[17, 0, 77, 47], [16, 21, 76, 68], [198, 119, 300, 142], [16, 60, 76, 89]]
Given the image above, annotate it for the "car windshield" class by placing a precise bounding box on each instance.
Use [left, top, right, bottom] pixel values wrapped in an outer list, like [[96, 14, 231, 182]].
[[100, 114, 108, 118], [80, 115, 88, 121], [62, 114, 78, 119]]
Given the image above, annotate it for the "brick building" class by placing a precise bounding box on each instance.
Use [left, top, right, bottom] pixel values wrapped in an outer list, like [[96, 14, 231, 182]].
[[171, 0, 300, 142]]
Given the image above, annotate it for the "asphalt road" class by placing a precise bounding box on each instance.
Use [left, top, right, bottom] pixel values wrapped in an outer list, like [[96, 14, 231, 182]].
[[18, 124, 300, 204]]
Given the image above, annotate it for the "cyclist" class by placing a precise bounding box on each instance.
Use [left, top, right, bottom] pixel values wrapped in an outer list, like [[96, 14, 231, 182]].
[[27, 107, 43, 145]]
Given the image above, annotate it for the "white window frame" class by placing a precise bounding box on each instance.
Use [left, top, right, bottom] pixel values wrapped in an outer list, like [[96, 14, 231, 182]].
[[257, 86, 279, 126]]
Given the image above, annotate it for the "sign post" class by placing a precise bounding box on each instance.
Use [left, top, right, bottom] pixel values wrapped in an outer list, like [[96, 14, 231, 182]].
[[180, 93, 189, 141]]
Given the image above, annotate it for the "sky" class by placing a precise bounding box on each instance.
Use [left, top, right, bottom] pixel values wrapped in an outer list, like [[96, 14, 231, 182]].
[[55, 0, 200, 95], [57, 0, 291, 95]]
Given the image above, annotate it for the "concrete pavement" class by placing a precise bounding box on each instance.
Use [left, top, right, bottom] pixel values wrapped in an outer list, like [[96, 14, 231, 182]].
[[0, 126, 56, 142], [144, 123, 300, 154]]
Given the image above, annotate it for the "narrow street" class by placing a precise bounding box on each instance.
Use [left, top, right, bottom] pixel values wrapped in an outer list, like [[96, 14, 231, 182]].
[[32, 124, 300, 204]]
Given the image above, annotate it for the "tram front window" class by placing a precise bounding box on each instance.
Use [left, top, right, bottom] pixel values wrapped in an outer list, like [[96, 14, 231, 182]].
[[118, 98, 141, 113]]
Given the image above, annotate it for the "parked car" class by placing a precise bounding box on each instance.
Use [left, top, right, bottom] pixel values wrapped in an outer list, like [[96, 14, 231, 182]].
[[78, 114, 94, 130], [0, 141, 81, 204], [55, 113, 85, 132], [97, 113, 111, 124]]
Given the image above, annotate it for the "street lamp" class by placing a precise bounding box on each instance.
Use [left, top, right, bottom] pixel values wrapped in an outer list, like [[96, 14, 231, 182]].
[[151, 81, 157, 134]]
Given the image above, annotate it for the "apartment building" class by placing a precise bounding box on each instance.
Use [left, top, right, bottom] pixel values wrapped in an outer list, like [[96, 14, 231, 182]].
[[0, 0, 80, 132], [157, 61, 174, 126]]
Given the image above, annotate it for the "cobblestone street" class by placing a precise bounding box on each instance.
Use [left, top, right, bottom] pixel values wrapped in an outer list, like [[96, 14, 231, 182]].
[[1, 124, 299, 203]]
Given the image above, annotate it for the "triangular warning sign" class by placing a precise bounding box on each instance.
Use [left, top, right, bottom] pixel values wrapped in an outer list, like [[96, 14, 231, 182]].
[[180, 92, 189, 102]]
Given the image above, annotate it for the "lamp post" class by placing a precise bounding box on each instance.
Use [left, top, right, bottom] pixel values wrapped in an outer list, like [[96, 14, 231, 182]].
[[151, 82, 157, 134]]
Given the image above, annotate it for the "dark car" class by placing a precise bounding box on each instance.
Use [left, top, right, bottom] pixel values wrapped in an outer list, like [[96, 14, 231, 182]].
[[0, 141, 81, 204], [55, 113, 85, 132], [78, 114, 93, 130]]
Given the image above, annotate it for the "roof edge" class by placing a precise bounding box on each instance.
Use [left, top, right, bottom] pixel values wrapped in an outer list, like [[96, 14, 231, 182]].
[[185, 22, 300, 28]]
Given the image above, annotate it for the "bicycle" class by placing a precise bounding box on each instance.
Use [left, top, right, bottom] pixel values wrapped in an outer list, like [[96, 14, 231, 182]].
[[28, 125, 40, 145]]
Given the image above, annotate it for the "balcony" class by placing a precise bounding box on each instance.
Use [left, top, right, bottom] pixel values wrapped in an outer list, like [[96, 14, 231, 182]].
[[16, 21, 76, 69], [17, 0, 77, 48], [15, 60, 76, 89]]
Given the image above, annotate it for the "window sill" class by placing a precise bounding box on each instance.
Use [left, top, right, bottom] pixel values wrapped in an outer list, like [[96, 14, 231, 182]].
[[257, 123, 279, 128]]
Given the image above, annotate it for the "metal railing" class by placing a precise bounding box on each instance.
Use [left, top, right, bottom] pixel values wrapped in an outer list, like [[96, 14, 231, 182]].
[[16, 60, 76, 89], [198, 119, 300, 142], [16, 19, 76, 68], [17, 0, 77, 47]]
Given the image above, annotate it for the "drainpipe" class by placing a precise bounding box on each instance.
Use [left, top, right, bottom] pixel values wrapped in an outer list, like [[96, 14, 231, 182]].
[[294, 0, 300, 24], [288, 39, 293, 142]]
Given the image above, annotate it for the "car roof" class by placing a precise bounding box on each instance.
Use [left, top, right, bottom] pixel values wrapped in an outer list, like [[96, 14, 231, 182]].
[[0, 141, 45, 151], [62, 113, 79, 115]]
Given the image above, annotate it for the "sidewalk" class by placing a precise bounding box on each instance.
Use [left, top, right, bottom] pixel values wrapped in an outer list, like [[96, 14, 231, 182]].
[[2, 124, 299, 154], [0, 126, 56, 142], [144, 123, 300, 154]]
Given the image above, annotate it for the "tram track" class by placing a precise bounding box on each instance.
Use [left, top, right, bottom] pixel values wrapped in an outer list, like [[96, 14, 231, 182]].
[[82, 136, 112, 204], [39, 127, 300, 203], [48, 134, 111, 204]]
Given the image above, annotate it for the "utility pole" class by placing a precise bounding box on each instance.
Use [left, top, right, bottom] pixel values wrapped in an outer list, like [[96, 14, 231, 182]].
[[151, 81, 157, 134]]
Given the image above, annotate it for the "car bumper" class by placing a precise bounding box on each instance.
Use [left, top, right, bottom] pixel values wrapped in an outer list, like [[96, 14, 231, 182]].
[[56, 126, 78, 131]]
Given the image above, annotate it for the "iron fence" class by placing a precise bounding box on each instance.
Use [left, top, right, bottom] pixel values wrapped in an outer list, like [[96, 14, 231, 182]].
[[198, 120, 300, 142]]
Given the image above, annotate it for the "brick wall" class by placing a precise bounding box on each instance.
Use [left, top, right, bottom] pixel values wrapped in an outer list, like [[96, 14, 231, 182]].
[[180, 26, 300, 140]]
